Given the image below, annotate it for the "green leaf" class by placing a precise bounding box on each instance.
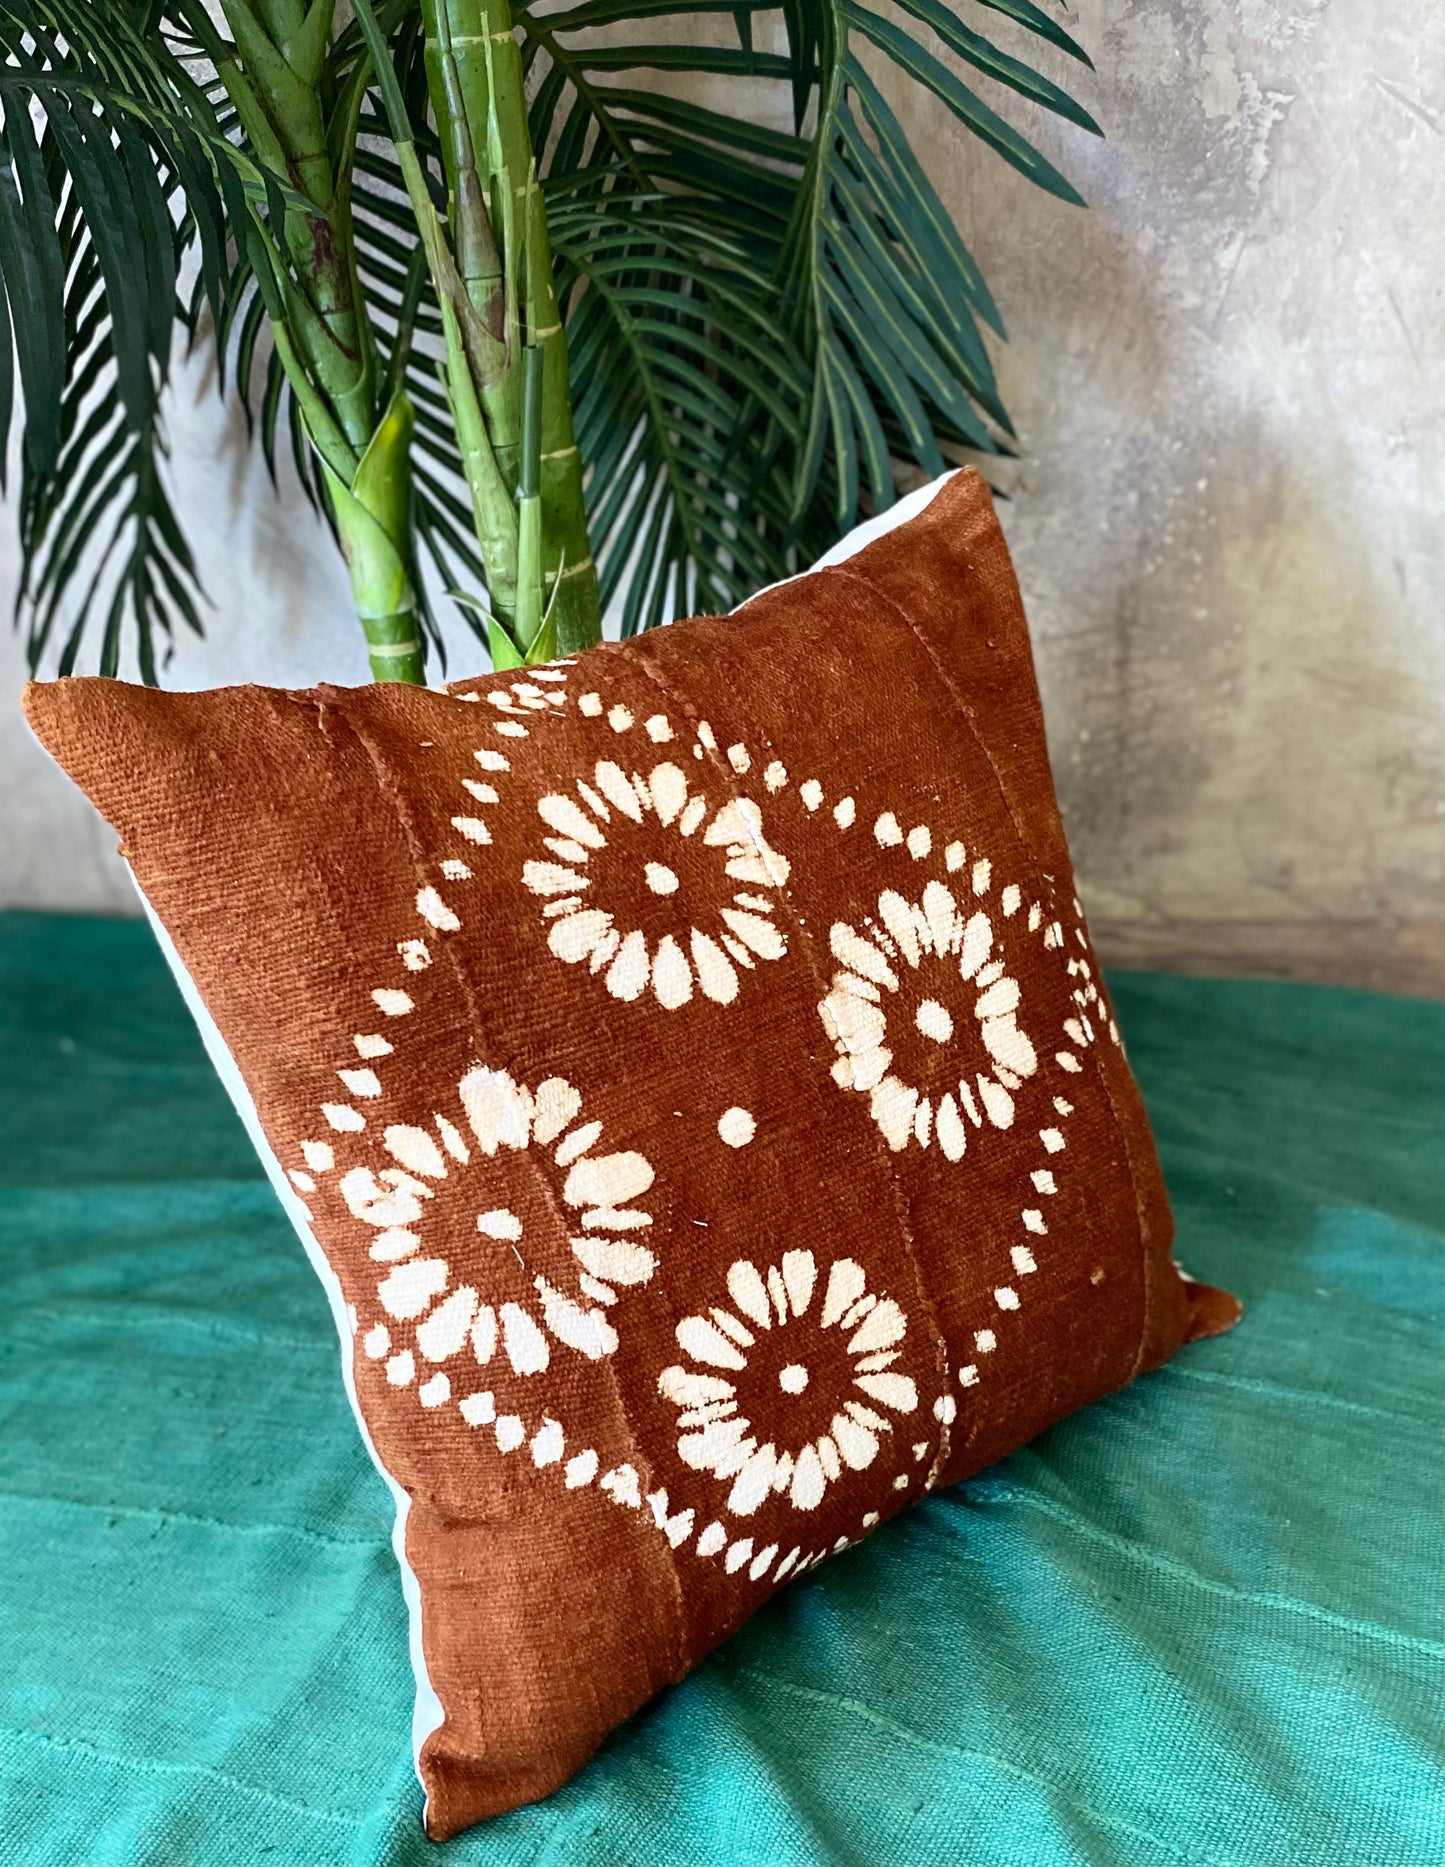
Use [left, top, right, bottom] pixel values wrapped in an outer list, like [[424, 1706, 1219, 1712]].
[[447, 589, 526, 668], [887, 0, 1100, 133], [844, 5, 1087, 205], [0, 108, 66, 478], [970, 0, 1094, 68], [821, 263, 946, 480], [552, 183, 804, 633], [0, 273, 12, 492], [521, 0, 1093, 589], [0, 0, 258, 678], [559, 45, 794, 79], [844, 63, 1006, 337], [544, 0, 762, 31]]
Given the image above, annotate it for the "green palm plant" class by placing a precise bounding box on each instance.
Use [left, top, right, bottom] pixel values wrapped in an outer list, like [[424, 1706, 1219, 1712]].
[[0, 0, 1095, 685]]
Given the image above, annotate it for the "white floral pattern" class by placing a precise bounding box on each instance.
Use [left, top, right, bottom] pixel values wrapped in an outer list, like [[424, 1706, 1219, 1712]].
[[283, 691, 1120, 1589], [340, 1067, 657, 1406], [523, 757, 791, 1009], [818, 879, 1038, 1155], [1065, 905, 1121, 1049], [659, 1251, 919, 1517]]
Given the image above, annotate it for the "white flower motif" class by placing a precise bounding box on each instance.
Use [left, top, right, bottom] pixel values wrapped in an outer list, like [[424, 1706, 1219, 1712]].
[[1066, 942, 1116, 1047], [339, 1069, 657, 1383], [523, 758, 791, 1009], [658, 1251, 918, 1517], [483, 676, 569, 717], [818, 879, 1038, 1156]]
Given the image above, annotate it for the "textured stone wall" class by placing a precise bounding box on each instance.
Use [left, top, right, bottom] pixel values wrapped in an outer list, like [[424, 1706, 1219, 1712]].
[[915, 0, 1442, 993], [2, 0, 1440, 990]]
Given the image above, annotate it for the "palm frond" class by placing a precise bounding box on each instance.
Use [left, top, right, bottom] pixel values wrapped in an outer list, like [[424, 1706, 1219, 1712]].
[[518, 0, 1097, 599], [0, 0, 271, 677], [2, 0, 1099, 672], [550, 185, 807, 633]]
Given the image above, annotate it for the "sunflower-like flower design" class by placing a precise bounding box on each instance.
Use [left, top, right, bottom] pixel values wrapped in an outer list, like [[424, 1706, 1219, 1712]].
[[522, 759, 791, 1010], [342, 1069, 656, 1396], [818, 880, 1038, 1156], [658, 1250, 918, 1517]]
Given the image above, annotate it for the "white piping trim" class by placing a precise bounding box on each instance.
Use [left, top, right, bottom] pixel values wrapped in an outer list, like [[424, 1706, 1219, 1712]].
[[736, 469, 963, 611]]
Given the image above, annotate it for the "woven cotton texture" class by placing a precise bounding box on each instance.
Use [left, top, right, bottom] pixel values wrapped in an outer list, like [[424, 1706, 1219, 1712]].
[[22, 472, 1241, 1836], [1, 913, 1439, 1867]]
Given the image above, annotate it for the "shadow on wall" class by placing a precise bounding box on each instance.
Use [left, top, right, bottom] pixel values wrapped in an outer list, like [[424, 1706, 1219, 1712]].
[[932, 0, 1445, 999], [984, 216, 1440, 997]]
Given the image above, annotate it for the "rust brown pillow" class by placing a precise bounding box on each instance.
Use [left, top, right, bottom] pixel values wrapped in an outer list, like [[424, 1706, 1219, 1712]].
[[25, 470, 1237, 1842]]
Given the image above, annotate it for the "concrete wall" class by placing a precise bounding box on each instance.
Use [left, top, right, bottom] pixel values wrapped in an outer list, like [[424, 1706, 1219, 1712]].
[[916, 0, 1442, 993], [3, 0, 1440, 991]]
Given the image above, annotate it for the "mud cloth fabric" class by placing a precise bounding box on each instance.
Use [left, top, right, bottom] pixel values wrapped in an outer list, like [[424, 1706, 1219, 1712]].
[[25, 473, 1238, 1835], [1, 909, 1440, 1865]]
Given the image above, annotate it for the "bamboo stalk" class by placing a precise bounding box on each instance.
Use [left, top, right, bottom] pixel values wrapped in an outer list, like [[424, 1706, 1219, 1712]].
[[221, 0, 602, 677], [437, 280, 520, 631], [216, 0, 376, 453], [354, 0, 524, 642], [214, 0, 427, 682], [419, 0, 602, 656], [513, 343, 544, 653], [324, 391, 426, 686], [523, 178, 599, 656], [421, 0, 522, 483]]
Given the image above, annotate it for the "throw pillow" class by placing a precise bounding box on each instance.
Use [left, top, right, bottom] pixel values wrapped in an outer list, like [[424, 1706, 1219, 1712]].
[[25, 469, 1238, 1841]]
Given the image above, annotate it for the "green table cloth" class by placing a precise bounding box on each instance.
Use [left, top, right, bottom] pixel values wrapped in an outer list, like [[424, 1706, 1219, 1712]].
[[1, 910, 1439, 1867]]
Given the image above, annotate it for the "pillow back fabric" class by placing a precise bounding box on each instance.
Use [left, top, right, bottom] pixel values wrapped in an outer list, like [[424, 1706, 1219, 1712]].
[[25, 470, 1236, 1841]]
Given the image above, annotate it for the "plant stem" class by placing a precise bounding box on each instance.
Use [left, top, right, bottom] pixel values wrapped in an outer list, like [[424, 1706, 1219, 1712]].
[[323, 389, 425, 685], [216, 0, 375, 453], [419, 0, 601, 654], [214, 0, 426, 681], [513, 342, 544, 652]]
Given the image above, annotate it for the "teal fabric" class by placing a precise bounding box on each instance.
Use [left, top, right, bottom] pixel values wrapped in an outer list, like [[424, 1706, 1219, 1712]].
[[1, 909, 1440, 1867]]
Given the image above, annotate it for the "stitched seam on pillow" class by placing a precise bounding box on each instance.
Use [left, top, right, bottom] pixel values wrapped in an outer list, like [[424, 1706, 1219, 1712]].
[[825, 564, 1159, 1401], [624, 644, 956, 1496], [1086, 948, 1159, 1381], [317, 690, 690, 1687]]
